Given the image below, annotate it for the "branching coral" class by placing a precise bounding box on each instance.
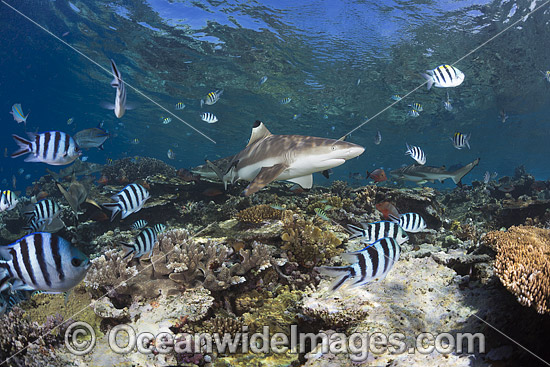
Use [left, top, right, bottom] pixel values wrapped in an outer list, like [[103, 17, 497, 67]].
[[306, 195, 342, 213], [0, 308, 69, 367], [235, 204, 282, 223], [484, 225, 550, 314], [84, 249, 139, 297], [155, 229, 275, 292], [281, 212, 342, 268]]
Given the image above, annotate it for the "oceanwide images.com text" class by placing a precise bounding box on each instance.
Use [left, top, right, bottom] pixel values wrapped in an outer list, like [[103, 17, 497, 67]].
[[65, 322, 485, 362]]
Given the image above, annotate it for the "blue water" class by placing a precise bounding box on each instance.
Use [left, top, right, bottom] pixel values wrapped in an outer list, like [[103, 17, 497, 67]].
[[1, 0, 550, 190]]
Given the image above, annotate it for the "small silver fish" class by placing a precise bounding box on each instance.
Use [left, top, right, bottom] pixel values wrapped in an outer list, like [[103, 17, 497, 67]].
[[162, 117, 172, 125], [374, 131, 382, 145], [483, 171, 490, 184], [443, 92, 453, 111], [391, 95, 402, 101], [167, 149, 176, 159], [407, 109, 420, 117], [356, 78, 361, 86], [259, 76, 268, 85], [67, 117, 74, 125]]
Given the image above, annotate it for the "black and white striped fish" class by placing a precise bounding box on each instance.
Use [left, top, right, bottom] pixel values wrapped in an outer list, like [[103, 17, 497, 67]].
[[280, 97, 292, 105], [451, 132, 470, 150], [347, 221, 409, 245], [102, 183, 150, 221], [152, 223, 167, 235], [201, 90, 223, 108], [316, 237, 401, 291], [0, 190, 18, 212], [389, 212, 427, 233], [0, 232, 90, 293], [11, 131, 81, 165], [409, 102, 423, 112], [405, 143, 426, 165], [110, 59, 127, 118], [200, 112, 218, 124], [131, 220, 148, 230], [25, 199, 61, 226], [421, 64, 465, 90], [121, 227, 159, 259]]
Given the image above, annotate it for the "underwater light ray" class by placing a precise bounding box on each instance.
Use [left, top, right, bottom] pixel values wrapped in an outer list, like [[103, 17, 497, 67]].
[[342, 0, 550, 140], [0, 225, 214, 366], [0, 0, 217, 145]]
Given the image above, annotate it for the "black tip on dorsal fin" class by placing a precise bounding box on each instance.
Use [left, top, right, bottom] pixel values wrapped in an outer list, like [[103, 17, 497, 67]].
[[247, 120, 272, 147], [253, 120, 262, 128]]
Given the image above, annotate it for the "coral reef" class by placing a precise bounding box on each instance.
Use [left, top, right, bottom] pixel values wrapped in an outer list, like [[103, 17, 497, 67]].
[[0, 308, 71, 367], [235, 204, 282, 223], [84, 249, 139, 297], [281, 212, 342, 268], [101, 156, 176, 184], [484, 226, 550, 314]]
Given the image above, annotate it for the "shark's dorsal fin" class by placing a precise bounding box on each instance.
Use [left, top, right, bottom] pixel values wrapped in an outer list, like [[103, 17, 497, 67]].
[[246, 120, 272, 147]]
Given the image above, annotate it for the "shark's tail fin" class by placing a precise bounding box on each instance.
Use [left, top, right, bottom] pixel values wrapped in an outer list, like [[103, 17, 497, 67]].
[[315, 265, 355, 291], [450, 158, 480, 185]]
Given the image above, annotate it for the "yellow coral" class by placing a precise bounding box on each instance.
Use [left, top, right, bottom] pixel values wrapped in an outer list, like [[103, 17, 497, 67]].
[[235, 204, 282, 223], [281, 213, 342, 267], [484, 226, 550, 314], [306, 195, 342, 213]]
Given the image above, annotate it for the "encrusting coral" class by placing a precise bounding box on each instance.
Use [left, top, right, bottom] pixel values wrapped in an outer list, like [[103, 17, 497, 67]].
[[281, 212, 342, 268], [484, 225, 550, 314], [235, 204, 282, 223]]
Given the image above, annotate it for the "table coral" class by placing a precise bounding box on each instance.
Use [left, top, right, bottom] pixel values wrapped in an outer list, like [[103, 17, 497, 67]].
[[484, 225, 550, 314]]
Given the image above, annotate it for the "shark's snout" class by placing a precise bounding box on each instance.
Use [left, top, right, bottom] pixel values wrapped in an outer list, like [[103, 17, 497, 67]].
[[347, 145, 365, 159]]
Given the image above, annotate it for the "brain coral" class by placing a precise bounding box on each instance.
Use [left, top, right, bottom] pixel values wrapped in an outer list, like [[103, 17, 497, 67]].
[[484, 225, 550, 314]]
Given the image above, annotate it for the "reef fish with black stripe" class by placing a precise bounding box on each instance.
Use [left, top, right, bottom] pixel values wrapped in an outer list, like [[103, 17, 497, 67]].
[[316, 237, 402, 291], [102, 183, 150, 221], [11, 131, 81, 165], [0, 232, 90, 293]]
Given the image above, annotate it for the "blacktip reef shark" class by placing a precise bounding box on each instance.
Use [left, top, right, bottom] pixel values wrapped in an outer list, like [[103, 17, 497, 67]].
[[390, 158, 480, 186], [207, 120, 365, 196]]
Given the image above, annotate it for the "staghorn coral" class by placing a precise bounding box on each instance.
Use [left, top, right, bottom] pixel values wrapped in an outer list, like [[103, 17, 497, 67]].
[[155, 229, 275, 292], [306, 195, 342, 213], [281, 212, 342, 267], [484, 226, 550, 314], [84, 249, 139, 297], [201, 314, 244, 337], [354, 185, 377, 212], [235, 204, 282, 223], [101, 156, 176, 183]]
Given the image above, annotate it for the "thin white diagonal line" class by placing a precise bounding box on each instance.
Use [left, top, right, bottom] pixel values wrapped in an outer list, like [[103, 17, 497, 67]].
[[472, 314, 550, 366], [0, 224, 213, 366], [1, 0, 216, 144], [343, 0, 550, 139]]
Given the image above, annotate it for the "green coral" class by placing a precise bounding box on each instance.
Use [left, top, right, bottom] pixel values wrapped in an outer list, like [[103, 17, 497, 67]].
[[281, 212, 342, 267]]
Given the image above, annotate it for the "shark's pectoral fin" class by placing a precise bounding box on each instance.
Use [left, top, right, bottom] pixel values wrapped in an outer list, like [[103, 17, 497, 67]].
[[243, 163, 288, 196], [286, 174, 313, 189]]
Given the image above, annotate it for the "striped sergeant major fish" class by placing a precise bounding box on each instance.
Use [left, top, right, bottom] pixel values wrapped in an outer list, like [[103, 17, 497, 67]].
[[131, 220, 148, 230], [201, 89, 223, 108], [409, 102, 423, 112], [0, 190, 18, 212], [421, 64, 465, 90], [451, 132, 471, 150], [121, 227, 159, 259], [152, 223, 167, 235], [200, 112, 218, 124], [280, 97, 292, 105], [102, 183, 150, 221], [11, 131, 81, 165], [405, 143, 426, 165], [0, 232, 90, 293], [316, 237, 401, 291], [389, 212, 427, 233], [25, 199, 61, 226], [347, 221, 409, 245], [10, 103, 29, 125], [109, 59, 127, 118]]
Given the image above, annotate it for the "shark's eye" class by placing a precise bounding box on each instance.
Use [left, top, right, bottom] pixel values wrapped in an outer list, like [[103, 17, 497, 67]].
[[331, 146, 336, 150], [71, 257, 82, 267]]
